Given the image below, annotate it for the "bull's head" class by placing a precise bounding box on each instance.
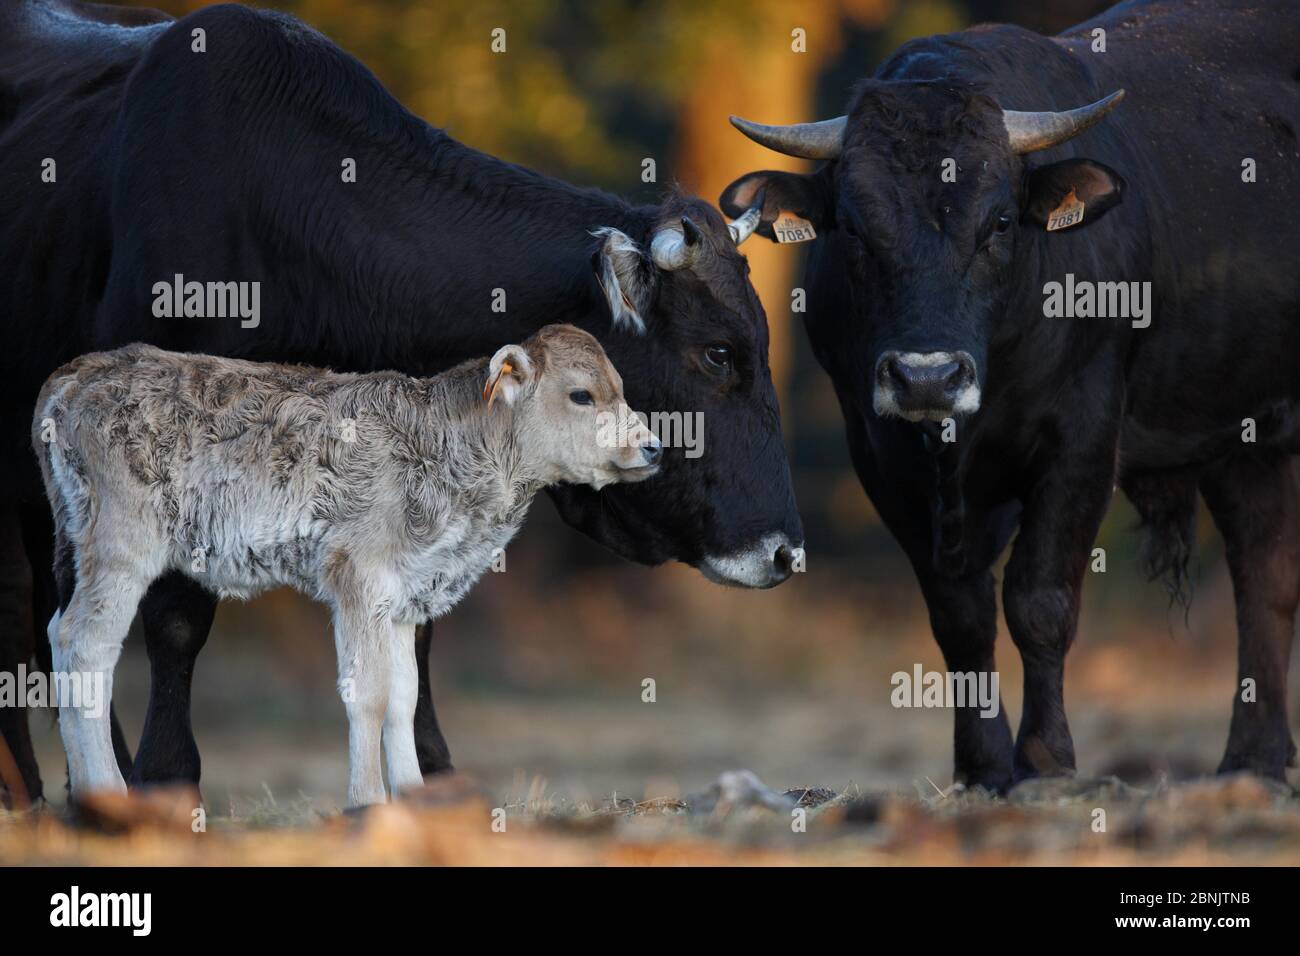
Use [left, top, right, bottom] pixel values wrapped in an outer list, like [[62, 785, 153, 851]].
[[548, 194, 803, 589], [720, 82, 1125, 424]]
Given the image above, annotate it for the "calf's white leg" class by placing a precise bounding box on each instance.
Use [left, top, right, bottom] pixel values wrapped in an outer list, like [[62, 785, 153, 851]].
[[383, 622, 425, 796], [55, 565, 149, 796], [333, 605, 392, 806]]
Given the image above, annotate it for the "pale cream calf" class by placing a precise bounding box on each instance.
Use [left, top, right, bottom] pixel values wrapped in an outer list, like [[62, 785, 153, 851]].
[[35, 325, 659, 805]]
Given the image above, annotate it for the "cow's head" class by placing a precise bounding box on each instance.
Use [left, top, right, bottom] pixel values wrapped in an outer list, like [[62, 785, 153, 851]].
[[547, 194, 803, 588], [720, 82, 1125, 423]]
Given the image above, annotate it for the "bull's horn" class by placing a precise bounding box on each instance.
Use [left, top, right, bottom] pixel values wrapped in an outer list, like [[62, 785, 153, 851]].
[[729, 114, 846, 160], [727, 193, 764, 245], [650, 216, 702, 271], [1003, 90, 1125, 154]]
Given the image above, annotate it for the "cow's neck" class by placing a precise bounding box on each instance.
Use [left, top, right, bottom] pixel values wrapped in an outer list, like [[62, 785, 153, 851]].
[[263, 126, 650, 375]]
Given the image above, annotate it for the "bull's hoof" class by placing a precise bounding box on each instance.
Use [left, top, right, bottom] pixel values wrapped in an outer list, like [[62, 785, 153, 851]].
[[955, 766, 1013, 796], [1216, 753, 1291, 782]]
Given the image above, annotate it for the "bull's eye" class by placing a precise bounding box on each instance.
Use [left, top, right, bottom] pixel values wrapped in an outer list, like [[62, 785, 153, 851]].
[[703, 344, 732, 371], [994, 214, 1013, 234], [569, 390, 594, 406]]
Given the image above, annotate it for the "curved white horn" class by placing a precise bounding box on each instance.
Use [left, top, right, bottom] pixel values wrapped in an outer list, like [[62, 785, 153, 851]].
[[729, 114, 846, 160], [1003, 90, 1125, 154], [650, 216, 702, 271]]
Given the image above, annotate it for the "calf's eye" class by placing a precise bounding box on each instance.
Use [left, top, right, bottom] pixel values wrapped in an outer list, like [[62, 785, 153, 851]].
[[569, 390, 593, 406], [704, 345, 731, 371], [994, 214, 1013, 233]]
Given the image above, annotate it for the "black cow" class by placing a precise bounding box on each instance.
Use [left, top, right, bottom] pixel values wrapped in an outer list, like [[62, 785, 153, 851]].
[[0, 0, 803, 804], [723, 0, 1300, 789]]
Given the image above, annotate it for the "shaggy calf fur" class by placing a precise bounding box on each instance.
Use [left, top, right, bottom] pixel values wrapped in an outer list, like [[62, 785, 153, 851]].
[[35, 325, 660, 805]]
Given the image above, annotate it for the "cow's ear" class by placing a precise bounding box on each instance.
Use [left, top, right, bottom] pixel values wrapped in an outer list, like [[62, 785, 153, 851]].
[[484, 344, 535, 408], [1023, 159, 1125, 232], [591, 227, 655, 335], [720, 169, 831, 241]]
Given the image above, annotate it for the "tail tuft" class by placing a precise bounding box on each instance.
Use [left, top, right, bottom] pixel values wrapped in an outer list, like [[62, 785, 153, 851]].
[[1123, 470, 1199, 612]]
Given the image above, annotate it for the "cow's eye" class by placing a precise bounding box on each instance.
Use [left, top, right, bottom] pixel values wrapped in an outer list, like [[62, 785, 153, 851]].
[[703, 344, 732, 371], [569, 390, 594, 406], [994, 214, 1013, 234]]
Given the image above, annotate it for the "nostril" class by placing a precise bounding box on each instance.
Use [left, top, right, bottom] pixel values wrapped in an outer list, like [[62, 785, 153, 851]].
[[879, 357, 902, 388], [642, 443, 663, 466], [933, 361, 962, 390], [950, 357, 975, 388], [774, 543, 794, 575]]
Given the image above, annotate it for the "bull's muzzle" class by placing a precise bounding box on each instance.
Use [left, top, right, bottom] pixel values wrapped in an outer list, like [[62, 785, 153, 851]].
[[874, 350, 980, 422]]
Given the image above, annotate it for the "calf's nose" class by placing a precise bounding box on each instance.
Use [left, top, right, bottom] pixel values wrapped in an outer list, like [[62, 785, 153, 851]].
[[641, 441, 663, 466]]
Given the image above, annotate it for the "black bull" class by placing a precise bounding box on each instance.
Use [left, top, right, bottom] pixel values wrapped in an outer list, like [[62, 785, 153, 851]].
[[723, 0, 1300, 789], [0, 1, 802, 802]]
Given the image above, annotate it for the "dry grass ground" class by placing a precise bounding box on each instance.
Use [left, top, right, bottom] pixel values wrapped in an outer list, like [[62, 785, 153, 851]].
[[2, 769, 1298, 865], [4, 549, 1299, 865]]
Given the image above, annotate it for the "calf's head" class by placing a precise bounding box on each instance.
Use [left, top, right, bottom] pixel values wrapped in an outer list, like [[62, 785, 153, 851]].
[[721, 81, 1125, 423], [486, 325, 661, 490], [551, 195, 803, 588]]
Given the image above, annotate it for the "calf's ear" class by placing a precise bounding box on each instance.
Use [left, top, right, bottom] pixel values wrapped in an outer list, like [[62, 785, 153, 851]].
[[484, 344, 535, 408], [719, 169, 831, 241], [591, 228, 656, 335], [1023, 158, 1125, 232]]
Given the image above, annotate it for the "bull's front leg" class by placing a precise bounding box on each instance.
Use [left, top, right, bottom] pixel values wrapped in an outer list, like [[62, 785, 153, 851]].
[[916, 568, 1015, 792], [1002, 442, 1116, 782]]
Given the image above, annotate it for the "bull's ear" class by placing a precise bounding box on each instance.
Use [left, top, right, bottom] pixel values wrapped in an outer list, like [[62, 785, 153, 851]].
[[719, 169, 831, 241], [1023, 159, 1125, 232], [484, 344, 535, 408], [591, 227, 656, 335]]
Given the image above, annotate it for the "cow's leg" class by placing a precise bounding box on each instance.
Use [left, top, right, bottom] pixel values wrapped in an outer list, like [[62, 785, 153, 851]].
[[333, 603, 391, 807], [413, 621, 453, 774], [1200, 453, 1299, 778], [129, 572, 218, 787], [837, 405, 1016, 789], [384, 622, 425, 796], [916, 568, 1015, 792], [1003, 451, 1115, 782], [0, 505, 41, 805]]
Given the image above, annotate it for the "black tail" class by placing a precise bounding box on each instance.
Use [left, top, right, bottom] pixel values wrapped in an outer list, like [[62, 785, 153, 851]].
[[1122, 469, 1199, 612]]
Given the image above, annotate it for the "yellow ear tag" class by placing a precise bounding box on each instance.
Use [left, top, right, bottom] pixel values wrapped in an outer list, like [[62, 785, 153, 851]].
[[1046, 188, 1085, 232], [772, 211, 817, 243], [484, 361, 514, 407]]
